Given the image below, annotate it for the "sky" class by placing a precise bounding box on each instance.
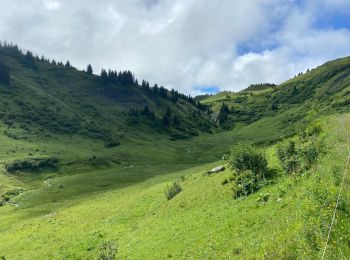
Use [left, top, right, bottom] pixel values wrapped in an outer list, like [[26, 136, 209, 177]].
[[1, 0, 350, 95]]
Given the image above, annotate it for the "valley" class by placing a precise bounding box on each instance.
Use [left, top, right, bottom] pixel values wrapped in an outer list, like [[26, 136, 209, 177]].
[[0, 43, 350, 259]]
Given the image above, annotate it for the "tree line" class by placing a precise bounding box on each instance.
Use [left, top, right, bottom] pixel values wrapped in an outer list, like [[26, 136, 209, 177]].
[[0, 41, 207, 110], [0, 41, 75, 69]]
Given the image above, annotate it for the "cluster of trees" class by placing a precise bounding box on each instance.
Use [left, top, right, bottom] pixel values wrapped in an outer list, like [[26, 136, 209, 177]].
[[0, 41, 75, 70], [292, 69, 312, 79], [217, 103, 229, 125], [0, 41, 206, 112], [86, 64, 204, 111], [0, 41, 22, 55], [100, 69, 137, 85], [0, 60, 10, 85], [161, 107, 180, 127], [140, 79, 206, 110], [128, 105, 156, 121], [141, 80, 168, 98], [128, 105, 182, 128]]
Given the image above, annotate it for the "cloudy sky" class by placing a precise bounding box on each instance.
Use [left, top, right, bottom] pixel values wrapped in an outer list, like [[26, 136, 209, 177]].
[[1, 0, 350, 95]]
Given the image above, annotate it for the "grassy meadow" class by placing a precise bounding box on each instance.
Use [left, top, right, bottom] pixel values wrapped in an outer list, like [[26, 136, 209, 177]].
[[0, 114, 349, 259], [1, 45, 350, 259]]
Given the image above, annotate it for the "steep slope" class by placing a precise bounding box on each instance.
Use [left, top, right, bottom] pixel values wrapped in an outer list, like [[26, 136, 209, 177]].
[[0, 44, 215, 144], [0, 43, 223, 203]]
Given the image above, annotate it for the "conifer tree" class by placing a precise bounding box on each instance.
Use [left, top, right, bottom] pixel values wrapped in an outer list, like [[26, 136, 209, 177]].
[[162, 115, 170, 127], [65, 61, 71, 68], [100, 69, 108, 82], [0, 61, 10, 85], [86, 64, 93, 75], [218, 103, 229, 125], [173, 115, 180, 126]]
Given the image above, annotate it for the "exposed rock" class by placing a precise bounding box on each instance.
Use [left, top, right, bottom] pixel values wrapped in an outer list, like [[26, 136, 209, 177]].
[[208, 166, 225, 174]]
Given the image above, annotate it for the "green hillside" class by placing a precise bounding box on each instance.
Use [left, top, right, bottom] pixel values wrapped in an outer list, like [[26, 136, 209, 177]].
[[202, 57, 350, 129], [0, 44, 350, 259], [0, 44, 219, 193]]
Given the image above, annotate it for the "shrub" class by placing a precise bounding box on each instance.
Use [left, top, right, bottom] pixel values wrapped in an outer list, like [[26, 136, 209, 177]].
[[5, 157, 58, 172], [229, 144, 269, 198], [229, 143, 268, 178], [98, 240, 118, 260], [221, 178, 229, 185], [165, 182, 182, 200], [231, 170, 261, 198], [257, 192, 270, 203], [104, 139, 120, 148], [276, 133, 324, 175], [276, 140, 299, 174]]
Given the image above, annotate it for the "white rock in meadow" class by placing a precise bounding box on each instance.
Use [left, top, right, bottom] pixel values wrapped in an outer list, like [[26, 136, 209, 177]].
[[208, 166, 225, 174]]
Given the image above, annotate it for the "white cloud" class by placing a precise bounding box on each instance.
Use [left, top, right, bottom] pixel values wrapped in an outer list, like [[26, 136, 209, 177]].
[[43, 0, 61, 11], [0, 0, 350, 94]]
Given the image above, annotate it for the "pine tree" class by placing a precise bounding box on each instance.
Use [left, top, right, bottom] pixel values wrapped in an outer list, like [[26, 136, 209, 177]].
[[143, 105, 150, 115], [170, 89, 178, 103], [100, 69, 108, 82], [173, 115, 180, 126], [0, 61, 10, 85], [166, 107, 172, 117], [159, 86, 167, 98], [162, 115, 170, 127], [86, 64, 93, 75], [25, 50, 34, 62], [218, 103, 229, 125], [65, 61, 71, 68], [153, 84, 159, 94], [142, 80, 150, 91]]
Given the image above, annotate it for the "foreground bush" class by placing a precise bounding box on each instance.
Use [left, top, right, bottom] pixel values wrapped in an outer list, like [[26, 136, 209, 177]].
[[276, 122, 325, 175], [229, 143, 268, 178], [231, 170, 260, 198], [5, 157, 58, 172], [165, 181, 182, 200], [98, 240, 118, 260], [229, 143, 269, 198]]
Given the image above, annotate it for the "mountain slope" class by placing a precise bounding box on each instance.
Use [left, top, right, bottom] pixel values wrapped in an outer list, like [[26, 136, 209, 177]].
[[0, 114, 349, 259], [202, 56, 350, 129], [0, 44, 215, 144], [1, 45, 350, 259]]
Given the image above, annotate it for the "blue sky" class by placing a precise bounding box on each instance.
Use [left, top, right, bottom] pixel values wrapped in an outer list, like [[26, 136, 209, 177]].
[[1, 0, 350, 95], [195, 86, 220, 95], [314, 13, 350, 30]]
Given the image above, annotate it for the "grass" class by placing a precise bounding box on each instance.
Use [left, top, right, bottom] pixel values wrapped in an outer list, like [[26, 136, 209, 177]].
[[0, 114, 349, 259], [1, 45, 350, 258]]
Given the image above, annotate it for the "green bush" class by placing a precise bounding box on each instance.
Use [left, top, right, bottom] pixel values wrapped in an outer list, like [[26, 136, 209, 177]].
[[276, 124, 325, 175], [221, 178, 229, 185], [5, 157, 58, 172], [98, 240, 118, 260], [231, 170, 260, 198], [104, 139, 120, 148], [229, 144, 269, 198], [229, 143, 268, 178], [165, 182, 182, 200], [276, 140, 299, 174]]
